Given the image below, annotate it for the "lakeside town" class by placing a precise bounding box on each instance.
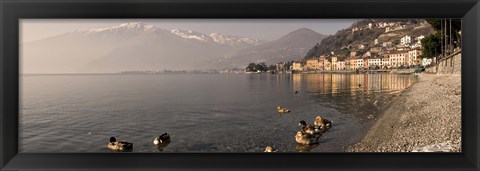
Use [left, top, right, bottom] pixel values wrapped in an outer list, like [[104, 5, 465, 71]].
[[116, 20, 461, 76], [246, 20, 461, 75], [20, 19, 461, 153]]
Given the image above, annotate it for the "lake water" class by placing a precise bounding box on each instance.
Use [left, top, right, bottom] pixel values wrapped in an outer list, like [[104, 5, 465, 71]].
[[20, 73, 415, 152]]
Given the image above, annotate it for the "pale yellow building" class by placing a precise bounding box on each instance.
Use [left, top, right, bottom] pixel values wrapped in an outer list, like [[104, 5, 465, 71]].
[[408, 49, 422, 66], [346, 56, 362, 70], [323, 58, 332, 71], [306, 58, 320, 70], [331, 56, 338, 70], [386, 51, 409, 68], [381, 57, 391, 69], [336, 61, 346, 70], [367, 58, 382, 69], [292, 61, 305, 71]]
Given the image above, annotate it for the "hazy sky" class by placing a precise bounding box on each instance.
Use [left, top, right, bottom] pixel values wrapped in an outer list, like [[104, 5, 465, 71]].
[[21, 19, 358, 42]]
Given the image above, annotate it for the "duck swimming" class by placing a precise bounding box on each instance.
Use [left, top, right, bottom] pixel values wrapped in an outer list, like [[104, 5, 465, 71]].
[[264, 146, 277, 152], [153, 132, 171, 145], [299, 120, 322, 135], [314, 116, 332, 131], [295, 131, 319, 145], [277, 106, 290, 113], [107, 137, 133, 151]]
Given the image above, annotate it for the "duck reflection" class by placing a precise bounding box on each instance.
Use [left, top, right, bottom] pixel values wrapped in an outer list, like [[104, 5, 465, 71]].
[[295, 143, 319, 152], [155, 141, 170, 152]]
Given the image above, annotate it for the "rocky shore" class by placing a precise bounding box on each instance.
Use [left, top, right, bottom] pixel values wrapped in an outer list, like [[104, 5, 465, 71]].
[[347, 73, 461, 152]]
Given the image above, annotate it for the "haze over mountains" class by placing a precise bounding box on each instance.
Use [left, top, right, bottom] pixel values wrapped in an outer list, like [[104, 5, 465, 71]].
[[209, 28, 327, 69], [22, 22, 327, 73]]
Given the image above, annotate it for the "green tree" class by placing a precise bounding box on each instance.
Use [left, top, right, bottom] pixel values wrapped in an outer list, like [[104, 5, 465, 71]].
[[246, 63, 257, 72], [258, 62, 268, 72], [421, 33, 441, 58], [423, 19, 462, 58]]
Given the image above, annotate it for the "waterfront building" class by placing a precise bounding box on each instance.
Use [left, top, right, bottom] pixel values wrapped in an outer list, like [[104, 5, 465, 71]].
[[318, 57, 326, 70], [367, 57, 382, 69], [347, 56, 363, 70], [331, 56, 338, 70], [408, 49, 423, 66], [336, 61, 346, 70], [354, 58, 364, 69], [306, 58, 321, 70], [386, 50, 409, 68], [292, 61, 305, 71], [381, 57, 391, 69], [323, 57, 332, 71], [276, 62, 286, 71], [363, 58, 369, 69]]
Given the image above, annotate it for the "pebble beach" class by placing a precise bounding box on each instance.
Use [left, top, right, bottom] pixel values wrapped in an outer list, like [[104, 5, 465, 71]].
[[347, 73, 461, 152]]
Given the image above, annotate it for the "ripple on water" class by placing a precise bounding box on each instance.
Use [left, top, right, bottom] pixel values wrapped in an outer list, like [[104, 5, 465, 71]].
[[20, 73, 415, 152]]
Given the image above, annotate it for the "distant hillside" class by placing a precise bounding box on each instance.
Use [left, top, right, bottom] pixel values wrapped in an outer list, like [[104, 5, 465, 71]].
[[304, 19, 434, 59], [204, 28, 327, 69]]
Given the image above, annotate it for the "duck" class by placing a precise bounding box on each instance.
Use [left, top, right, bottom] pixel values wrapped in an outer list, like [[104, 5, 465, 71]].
[[107, 137, 133, 151], [299, 120, 322, 135], [295, 131, 319, 145], [153, 132, 171, 145], [277, 106, 290, 113], [264, 146, 277, 152], [313, 116, 332, 131]]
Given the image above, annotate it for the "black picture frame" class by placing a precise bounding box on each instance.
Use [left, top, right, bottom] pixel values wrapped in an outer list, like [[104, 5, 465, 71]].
[[1, 0, 479, 170]]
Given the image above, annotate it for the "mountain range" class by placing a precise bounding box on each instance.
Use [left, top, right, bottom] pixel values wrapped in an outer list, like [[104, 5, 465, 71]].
[[207, 28, 327, 69], [22, 22, 327, 73]]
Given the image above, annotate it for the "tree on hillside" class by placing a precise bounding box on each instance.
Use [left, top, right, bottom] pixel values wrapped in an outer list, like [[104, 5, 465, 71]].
[[245, 62, 269, 72], [422, 19, 461, 58], [421, 33, 441, 58], [305, 43, 321, 58]]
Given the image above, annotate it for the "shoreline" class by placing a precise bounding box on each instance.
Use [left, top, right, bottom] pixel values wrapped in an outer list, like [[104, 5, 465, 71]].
[[346, 73, 461, 152]]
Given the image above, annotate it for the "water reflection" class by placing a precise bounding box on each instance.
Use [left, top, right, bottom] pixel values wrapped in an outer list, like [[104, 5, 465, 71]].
[[293, 74, 302, 92], [295, 143, 319, 152], [156, 142, 170, 152], [20, 73, 416, 152], [292, 73, 416, 122], [293, 73, 414, 95]]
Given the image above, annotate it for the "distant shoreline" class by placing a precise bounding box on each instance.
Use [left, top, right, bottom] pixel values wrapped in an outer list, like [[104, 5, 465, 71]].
[[22, 69, 417, 76], [21, 72, 230, 76]]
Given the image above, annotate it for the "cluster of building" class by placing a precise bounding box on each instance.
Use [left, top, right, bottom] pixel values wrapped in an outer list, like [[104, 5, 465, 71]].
[[279, 48, 425, 72], [350, 21, 423, 34], [276, 21, 434, 72]]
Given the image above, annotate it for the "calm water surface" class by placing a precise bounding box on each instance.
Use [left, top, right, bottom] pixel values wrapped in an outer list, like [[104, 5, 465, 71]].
[[20, 73, 415, 152]]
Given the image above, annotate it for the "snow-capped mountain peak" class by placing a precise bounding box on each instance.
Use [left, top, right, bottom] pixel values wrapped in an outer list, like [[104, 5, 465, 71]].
[[170, 28, 208, 42], [118, 22, 156, 30], [170, 28, 262, 47], [69, 23, 261, 48], [78, 22, 158, 34]]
